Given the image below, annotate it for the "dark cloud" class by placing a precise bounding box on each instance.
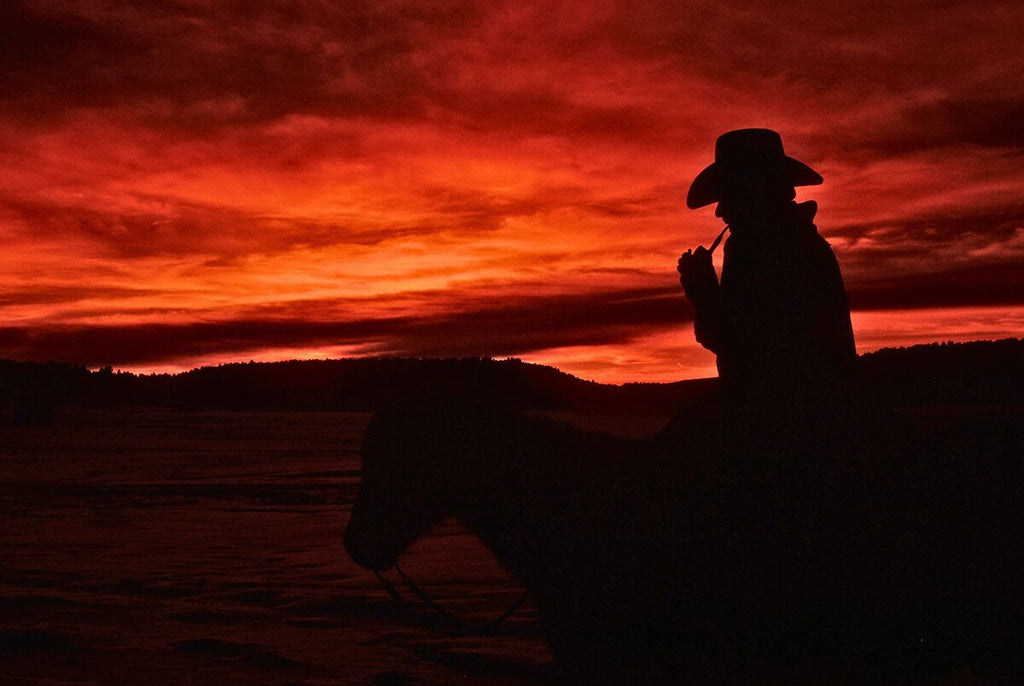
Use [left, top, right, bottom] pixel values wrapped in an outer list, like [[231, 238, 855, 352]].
[[0, 319, 385, 366], [848, 263, 1024, 311], [425, 86, 668, 142], [904, 98, 1024, 150], [0, 0, 474, 127], [832, 203, 1024, 250], [606, 1, 1020, 91], [0, 1, 147, 111], [834, 204, 1024, 309], [379, 287, 687, 358], [0, 191, 445, 259], [821, 97, 1024, 158], [0, 286, 688, 366], [0, 285, 163, 307], [6, 0, 1020, 156], [1, 193, 268, 259]]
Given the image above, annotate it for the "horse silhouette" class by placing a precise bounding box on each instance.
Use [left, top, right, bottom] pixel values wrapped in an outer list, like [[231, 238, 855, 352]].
[[344, 405, 1024, 684]]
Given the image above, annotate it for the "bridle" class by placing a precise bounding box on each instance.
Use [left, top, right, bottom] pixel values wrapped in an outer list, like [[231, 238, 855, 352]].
[[374, 562, 529, 636]]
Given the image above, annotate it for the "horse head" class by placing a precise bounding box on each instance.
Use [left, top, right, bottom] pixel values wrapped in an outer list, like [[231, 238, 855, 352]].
[[344, 410, 465, 571]]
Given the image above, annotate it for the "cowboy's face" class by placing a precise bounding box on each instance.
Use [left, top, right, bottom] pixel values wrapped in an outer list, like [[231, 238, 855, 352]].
[[714, 176, 795, 227], [714, 184, 762, 226]]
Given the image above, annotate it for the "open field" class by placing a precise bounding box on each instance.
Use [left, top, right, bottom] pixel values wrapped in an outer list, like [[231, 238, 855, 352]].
[[0, 409, 570, 685], [2, 405, 1020, 684]]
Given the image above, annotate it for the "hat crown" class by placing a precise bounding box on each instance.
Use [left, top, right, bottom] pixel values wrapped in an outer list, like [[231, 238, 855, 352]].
[[686, 128, 822, 210], [714, 128, 786, 171]]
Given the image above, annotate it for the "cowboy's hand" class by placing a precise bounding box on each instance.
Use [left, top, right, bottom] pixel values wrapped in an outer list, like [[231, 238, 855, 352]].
[[677, 246, 717, 303]]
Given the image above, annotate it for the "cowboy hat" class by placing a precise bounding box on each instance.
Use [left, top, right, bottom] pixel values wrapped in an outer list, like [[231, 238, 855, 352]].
[[686, 129, 823, 210]]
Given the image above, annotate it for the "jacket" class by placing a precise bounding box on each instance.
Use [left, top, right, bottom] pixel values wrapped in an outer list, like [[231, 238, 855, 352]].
[[691, 201, 856, 432]]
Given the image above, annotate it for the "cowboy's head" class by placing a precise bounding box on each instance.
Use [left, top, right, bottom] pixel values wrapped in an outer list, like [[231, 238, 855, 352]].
[[687, 129, 822, 227]]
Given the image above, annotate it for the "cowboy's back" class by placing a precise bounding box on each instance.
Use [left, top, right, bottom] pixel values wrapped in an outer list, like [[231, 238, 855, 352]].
[[716, 202, 854, 410], [680, 130, 856, 445]]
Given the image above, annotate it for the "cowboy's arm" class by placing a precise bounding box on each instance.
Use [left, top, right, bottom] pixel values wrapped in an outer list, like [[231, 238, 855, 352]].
[[678, 246, 721, 353]]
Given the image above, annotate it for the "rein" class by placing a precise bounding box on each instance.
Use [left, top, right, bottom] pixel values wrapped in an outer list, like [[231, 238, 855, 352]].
[[373, 562, 529, 636]]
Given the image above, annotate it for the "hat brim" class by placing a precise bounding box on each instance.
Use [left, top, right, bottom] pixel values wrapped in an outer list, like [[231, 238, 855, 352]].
[[686, 156, 823, 210]]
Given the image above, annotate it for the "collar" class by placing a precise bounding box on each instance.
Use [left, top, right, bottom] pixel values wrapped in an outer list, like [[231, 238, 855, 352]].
[[726, 201, 818, 243]]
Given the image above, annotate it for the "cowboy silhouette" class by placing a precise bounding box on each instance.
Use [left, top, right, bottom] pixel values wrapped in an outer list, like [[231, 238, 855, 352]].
[[677, 129, 856, 450]]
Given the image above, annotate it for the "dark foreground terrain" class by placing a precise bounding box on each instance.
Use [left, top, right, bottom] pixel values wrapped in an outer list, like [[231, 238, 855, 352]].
[[2, 404, 1021, 684], [1, 339, 1021, 684], [0, 409, 562, 685]]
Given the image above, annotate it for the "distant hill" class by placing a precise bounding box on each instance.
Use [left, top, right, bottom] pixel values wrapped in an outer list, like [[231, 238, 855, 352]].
[[1, 338, 1021, 418], [858, 338, 1023, 406]]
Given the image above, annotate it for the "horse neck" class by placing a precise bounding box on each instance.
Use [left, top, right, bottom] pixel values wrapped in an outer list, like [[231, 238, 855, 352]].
[[445, 451, 523, 536], [445, 446, 561, 586]]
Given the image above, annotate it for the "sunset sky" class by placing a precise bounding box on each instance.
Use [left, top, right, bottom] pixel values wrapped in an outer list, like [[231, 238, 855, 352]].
[[1, 0, 1022, 383]]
